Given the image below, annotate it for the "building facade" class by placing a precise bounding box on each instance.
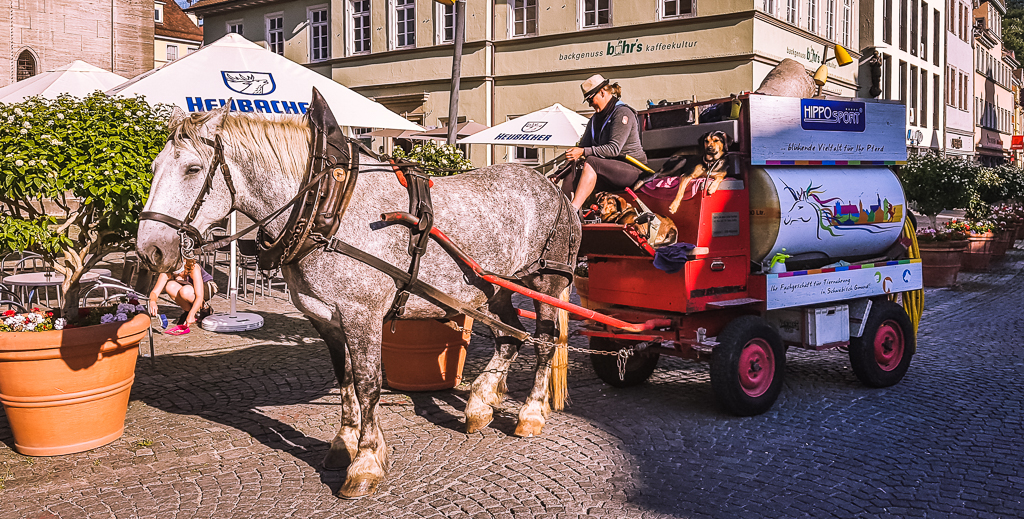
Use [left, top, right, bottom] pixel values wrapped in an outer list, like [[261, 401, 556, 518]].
[[973, 0, 1013, 167], [188, 0, 860, 166], [155, 1, 204, 68], [943, 0, 974, 158], [1, 0, 154, 88], [859, 0, 946, 153]]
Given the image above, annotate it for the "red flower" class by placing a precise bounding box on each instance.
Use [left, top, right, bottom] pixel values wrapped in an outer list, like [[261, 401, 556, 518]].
[[2, 310, 14, 317], [128, 298, 139, 305], [32, 307, 40, 312], [47, 311, 53, 317]]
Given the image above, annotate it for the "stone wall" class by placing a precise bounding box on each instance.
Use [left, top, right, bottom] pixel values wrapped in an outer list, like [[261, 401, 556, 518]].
[[1, 0, 154, 88]]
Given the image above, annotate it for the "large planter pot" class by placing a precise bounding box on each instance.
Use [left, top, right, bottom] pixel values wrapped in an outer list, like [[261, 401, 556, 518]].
[[0, 314, 149, 456], [961, 232, 996, 272], [381, 315, 471, 391], [919, 240, 967, 287], [990, 230, 1012, 258], [574, 276, 590, 308]]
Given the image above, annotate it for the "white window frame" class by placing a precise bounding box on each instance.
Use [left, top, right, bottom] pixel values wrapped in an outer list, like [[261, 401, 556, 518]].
[[187, 47, 198, 55], [580, 0, 611, 29], [347, 0, 371, 56], [436, 2, 456, 44], [824, 0, 835, 41], [155, 2, 164, 23], [227, 19, 244, 36], [841, 0, 851, 46], [308, 5, 330, 61], [806, 0, 817, 31], [510, 0, 538, 37], [660, 0, 695, 18], [391, 0, 416, 49], [265, 12, 284, 55], [166, 44, 178, 61], [785, 0, 799, 24], [761, 0, 777, 17]]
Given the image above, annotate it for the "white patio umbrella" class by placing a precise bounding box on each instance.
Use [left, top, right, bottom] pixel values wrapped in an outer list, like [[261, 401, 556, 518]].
[[458, 103, 588, 147], [0, 60, 127, 104], [109, 33, 420, 131]]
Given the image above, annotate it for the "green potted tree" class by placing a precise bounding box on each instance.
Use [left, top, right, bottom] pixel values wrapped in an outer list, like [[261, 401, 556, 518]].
[[0, 93, 168, 455], [899, 154, 977, 282], [381, 141, 475, 391]]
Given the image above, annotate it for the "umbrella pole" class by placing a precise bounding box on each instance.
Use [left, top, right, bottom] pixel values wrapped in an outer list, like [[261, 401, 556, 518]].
[[446, 0, 466, 145]]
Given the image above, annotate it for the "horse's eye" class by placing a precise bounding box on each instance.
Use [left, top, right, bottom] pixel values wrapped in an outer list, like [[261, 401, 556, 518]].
[[186, 165, 202, 175]]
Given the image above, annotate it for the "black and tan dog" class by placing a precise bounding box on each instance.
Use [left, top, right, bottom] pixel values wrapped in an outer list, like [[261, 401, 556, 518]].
[[665, 130, 731, 214], [595, 192, 678, 247]]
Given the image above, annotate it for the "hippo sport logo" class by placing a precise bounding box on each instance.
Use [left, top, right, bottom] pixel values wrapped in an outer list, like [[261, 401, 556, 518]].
[[221, 71, 276, 95], [800, 99, 865, 132], [521, 122, 548, 133]]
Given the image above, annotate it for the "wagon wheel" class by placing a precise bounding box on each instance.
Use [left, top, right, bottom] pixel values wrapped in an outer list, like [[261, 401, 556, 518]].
[[710, 316, 786, 416], [848, 300, 914, 388], [589, 337, 660, 388]]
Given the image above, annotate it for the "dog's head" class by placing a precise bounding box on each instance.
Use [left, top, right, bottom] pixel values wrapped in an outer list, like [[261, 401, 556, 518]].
[[595, 192, 627, 222], [699, 130, 730, 162]]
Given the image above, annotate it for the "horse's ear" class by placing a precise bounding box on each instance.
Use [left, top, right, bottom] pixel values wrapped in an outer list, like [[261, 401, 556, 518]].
[[203, 100, 232, 133], [168, 107, 187, 129]]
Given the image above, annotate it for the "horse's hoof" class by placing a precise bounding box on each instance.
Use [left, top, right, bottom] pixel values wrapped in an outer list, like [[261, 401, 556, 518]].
[[338, 475, 382, 500], [465, 415, 493, 434], [321, 450, 352, 471], [513, 418, 544, 438]]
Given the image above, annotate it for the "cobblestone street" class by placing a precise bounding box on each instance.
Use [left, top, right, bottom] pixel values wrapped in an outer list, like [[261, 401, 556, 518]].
[[2, 248, 1023, 519]]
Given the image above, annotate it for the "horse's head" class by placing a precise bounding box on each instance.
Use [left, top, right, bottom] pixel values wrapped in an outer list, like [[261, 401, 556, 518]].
[[138, 103, 235, 272]]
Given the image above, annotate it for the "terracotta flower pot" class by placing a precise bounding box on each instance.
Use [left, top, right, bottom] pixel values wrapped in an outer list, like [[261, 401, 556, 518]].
[[961, 232, 996, 272], [990, 230, 1012, 258], [919, 240, 967, 287], [574, 276, 590, 308], [381, 315, 471, 391], [0, 314, 149, 456]]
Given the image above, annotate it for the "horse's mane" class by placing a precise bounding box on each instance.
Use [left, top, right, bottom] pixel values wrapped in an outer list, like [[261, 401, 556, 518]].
[[170, 111, 311, 180]]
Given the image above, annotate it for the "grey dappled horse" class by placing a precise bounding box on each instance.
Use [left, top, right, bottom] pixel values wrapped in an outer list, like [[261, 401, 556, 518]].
[[136, 103, 580, 499]]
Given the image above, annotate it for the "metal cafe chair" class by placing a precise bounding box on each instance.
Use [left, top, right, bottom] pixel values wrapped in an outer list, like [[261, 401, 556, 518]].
[[0, 286, 27, 314], [80, 279, 156, 361], [236, 238, 260, 305]]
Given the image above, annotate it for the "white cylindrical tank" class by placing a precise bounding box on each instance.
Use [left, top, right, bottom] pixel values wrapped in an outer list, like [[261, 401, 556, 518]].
[[749, 166, 906, 265]]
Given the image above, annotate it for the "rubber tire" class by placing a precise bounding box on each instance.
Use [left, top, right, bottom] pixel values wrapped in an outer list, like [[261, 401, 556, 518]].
[[711, 316, 786, 416], [590, 337, 660, 388], [849, 300, 914, 388]]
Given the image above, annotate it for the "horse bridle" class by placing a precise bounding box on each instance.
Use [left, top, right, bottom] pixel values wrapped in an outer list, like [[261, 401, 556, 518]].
[[140, 134, 235, 260]]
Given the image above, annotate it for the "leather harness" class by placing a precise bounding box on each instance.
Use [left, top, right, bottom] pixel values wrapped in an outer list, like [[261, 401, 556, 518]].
[[141, 88, 573, 338]]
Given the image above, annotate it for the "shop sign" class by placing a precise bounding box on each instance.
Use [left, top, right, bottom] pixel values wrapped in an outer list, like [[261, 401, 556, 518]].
[[1012, 136, 1024, 150], [800, 99, 865, 132], [557, 37, 698, 62]]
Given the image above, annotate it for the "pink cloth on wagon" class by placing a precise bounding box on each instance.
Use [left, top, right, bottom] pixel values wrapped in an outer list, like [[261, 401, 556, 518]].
[[639, 176, 711, 200]]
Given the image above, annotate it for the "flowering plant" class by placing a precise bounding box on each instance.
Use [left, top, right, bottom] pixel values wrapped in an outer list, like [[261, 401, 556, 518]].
[[989, 204, 1021, 232], [0, 297, 148, 332], [916, 220, 969, 242], [964, 220, 996, 234], [0, 308, 66, 332]]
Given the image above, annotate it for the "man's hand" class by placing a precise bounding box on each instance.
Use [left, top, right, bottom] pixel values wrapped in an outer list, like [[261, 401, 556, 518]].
[[566, 147, 584, 162]]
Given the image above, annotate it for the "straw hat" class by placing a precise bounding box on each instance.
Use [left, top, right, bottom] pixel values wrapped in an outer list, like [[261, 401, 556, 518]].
[[580, 74, 610, 102]]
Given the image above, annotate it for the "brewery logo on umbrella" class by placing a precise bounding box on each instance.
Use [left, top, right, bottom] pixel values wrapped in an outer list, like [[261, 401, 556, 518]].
[[221, 71, 276, 95], [520, 121, 548, 133]]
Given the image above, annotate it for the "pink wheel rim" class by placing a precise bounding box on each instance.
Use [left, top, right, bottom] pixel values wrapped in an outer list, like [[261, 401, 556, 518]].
[[738, 339, 774, 397], [873, 320, 904, 371]]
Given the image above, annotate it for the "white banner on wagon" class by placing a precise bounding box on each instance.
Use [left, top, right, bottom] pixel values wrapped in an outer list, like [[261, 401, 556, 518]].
[[748, 96, 907, 165], [764, 260, 922, 310], [108, 33, 420, 131]]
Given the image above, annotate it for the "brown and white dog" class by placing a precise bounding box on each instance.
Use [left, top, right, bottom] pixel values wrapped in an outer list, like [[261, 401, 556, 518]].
[[595, 192, 678, 247], [666, 130, 731, 214]]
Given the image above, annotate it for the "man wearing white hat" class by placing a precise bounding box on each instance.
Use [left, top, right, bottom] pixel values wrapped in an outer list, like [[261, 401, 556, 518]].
[[563, 74, 647, 211]]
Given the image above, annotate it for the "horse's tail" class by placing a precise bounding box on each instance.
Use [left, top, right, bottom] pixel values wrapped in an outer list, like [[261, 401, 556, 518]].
[[549, 286, 571, 411]]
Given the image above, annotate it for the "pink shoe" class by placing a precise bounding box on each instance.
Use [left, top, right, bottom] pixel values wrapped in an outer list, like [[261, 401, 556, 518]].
[[166, 324, 190, 336]]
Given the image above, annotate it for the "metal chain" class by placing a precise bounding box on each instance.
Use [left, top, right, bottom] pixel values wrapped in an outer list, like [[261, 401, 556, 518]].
[[444, 320, 649, 382]]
